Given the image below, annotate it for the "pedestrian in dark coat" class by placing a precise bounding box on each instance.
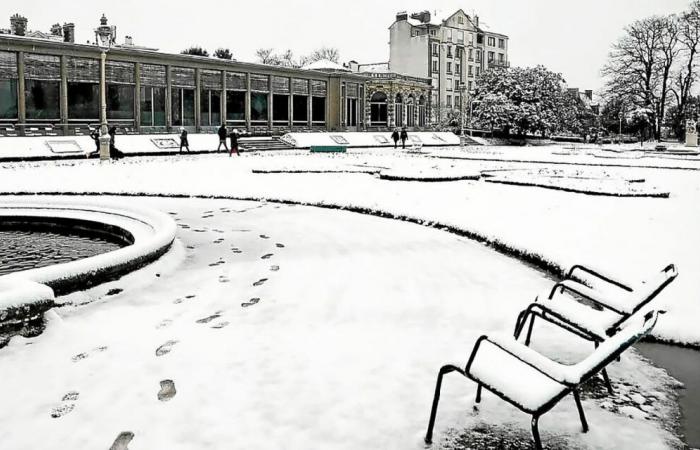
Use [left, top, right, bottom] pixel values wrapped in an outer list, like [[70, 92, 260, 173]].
[[400, 127, 409, 149], [391, 129, 400, 149], [179, 127, 190, 153], [87, 127, 100, 158], [229, 129, 240, 157], [108, 126, 124, 159], [217, 125, 229, 152]]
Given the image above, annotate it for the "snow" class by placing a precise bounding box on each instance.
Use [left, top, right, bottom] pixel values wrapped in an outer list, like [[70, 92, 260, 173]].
[[0, 279, 54, 310], [0, 197, 683, 449], [280, 132, 461, 148]]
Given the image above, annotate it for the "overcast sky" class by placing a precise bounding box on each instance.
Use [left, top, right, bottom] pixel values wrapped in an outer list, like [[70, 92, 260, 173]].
[[2, 0, 691, 91]]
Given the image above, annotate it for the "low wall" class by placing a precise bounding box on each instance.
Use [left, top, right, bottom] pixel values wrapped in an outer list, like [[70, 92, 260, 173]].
[[280, 132, 461, 148]]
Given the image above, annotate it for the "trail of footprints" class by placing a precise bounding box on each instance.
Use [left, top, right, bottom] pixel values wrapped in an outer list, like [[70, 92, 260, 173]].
[[52, 208, 289, 448]]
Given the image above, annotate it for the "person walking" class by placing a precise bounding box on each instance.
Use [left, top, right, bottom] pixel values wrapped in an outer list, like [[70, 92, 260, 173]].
[[229, 129, 240, 157], [108, 126, 124, 159], [400, 127, 409, 149], [217, 124, 229, 152], [179, 127, 190, 153], [391, 128, 400, 149]]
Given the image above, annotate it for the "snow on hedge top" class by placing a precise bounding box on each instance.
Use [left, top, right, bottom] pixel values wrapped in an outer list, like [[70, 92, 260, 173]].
[[0, 279, 54, 310]]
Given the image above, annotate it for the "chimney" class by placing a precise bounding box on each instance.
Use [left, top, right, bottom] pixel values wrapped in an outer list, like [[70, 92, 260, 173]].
[[10, 14, 28, 36], [348, 60, 359, 72], [124, 35, 133, 46], [62, 23, 75, 43], [50, 23, 62, 37], [410, 11, 431, 24], [584, 90, 593, 101], [475, 15, 480, 27], [396, 11, 408, 22]]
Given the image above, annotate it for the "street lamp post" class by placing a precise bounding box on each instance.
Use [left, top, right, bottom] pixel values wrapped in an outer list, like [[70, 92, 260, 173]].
[[98, 50, 110, 160]]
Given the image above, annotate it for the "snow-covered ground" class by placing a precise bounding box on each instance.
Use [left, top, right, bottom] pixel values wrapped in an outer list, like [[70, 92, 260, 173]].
[[0, 197, 684, 449], [0, 146, 698, 345]]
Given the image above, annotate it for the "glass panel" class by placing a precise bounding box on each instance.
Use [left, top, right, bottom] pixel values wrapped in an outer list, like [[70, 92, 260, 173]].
[[226, 91, 245, 121], [183, 89, 195, 126], [107, 84, 134, 120], [200, 90, 210, 126], [273, 94, 289, 122], [140, 86, 153, 126], [293, 95, 307, 122], [172, 88, 182, 126], [251, 92, 268, 122], [25, 80, 59, 120], [210, 91, 221, 126], [0, 79, 18, 119], [153, 87, 166, 126], [312, 97, 325, 123], [67, 82, 99, 119]]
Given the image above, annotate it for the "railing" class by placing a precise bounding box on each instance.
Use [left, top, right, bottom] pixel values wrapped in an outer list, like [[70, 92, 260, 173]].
[[488, 60, 511, 69], [366, 72, 432, 85]]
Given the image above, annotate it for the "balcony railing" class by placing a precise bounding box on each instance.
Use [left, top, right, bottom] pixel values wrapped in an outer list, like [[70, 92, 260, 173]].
[[488, 60, 511, 69]]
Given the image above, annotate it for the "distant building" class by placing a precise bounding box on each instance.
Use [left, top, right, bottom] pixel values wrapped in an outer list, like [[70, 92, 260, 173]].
[[388, 9, 509, 122]]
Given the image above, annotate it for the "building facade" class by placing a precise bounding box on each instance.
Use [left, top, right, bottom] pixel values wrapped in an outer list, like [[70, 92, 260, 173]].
[[0, 19, 368, 136], [388, 9, 509, 122]]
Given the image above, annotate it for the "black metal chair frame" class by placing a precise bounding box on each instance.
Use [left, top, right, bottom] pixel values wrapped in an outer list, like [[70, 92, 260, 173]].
[[425, 311, 661, 450]]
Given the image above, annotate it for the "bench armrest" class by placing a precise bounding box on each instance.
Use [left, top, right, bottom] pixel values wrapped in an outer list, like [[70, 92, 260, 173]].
[[548, 280, 629, 315], [567, 264, 633, 292]]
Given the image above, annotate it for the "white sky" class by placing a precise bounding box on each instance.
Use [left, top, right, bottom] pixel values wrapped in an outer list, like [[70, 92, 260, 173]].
[[1, 0, 690, 91]]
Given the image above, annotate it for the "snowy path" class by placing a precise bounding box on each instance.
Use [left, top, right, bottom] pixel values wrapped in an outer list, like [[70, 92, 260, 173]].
[[0, 197, 682, 449]]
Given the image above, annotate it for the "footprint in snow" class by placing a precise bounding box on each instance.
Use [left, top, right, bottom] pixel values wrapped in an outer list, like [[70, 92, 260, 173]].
[[275, 243, 285, 248], [71, 346, 108, 362], [231, 247, 242, 254], [219, 275, 231, 283], [109, 431, 135, 450], [270, 265, 280, 272], [156, 319, 173, 329], [155, 340, 178, 357], [241, 298, 260, 308], [261, 253, 273, 260], [50, 391, 79, 418], [196, 313, 222, 324], [106, 288, 123, 296], [213, 238, 225, 244], [158, 380, 177, 401], [211, 321, 230, 329], [259, 234, 270, 239], [253, 278, 268, 287]]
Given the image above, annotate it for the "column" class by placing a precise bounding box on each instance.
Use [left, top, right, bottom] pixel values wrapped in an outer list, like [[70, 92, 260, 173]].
[[59, 55, 68, 134], [98, 51, 109, 160], [267, 76, 273, 131], [17, 52, 25, 128], [221, 71, 226, 126], [288, 76, 293, 129], [194, 68, 201, 132], [244, 73, 251, 132], [389, 86, 396, 128], [307, 79, 312, 128], [165, 65, 172, 130], [134, 63, 141, 132]]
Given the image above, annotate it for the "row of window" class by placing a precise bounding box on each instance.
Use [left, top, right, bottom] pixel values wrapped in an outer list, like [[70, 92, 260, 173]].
[[487, 37, 507, 49], [0, 79, 326, 125]]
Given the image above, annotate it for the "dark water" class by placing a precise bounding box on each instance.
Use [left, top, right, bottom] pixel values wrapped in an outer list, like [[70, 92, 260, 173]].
[[637, 343, 700, 448], [0, 230, 122, 276]]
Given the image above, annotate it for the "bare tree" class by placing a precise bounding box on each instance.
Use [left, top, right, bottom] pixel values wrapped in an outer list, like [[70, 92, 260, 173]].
[[657, 15, 681, 139], [673, 1, 700, 120], [181, 46, 209, 57], [255, 48, 280, 65], [301, 47, 341, 66], [214, 48, 234, 60]]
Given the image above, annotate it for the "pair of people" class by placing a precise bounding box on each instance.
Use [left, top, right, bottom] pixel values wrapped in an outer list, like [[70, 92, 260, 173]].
[[391, 127, 409, 149], [87, 126, 124, 159], [217, 124, 240, 157]]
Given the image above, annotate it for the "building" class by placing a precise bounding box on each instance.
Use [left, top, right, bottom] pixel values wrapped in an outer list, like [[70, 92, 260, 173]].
[[347, 61, 432, 130], [388, 9, 509, 122], [0, 15, 369, 136]]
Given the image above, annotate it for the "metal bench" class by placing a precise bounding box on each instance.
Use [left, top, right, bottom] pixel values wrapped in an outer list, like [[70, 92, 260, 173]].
[[425, 310, 663, 450]]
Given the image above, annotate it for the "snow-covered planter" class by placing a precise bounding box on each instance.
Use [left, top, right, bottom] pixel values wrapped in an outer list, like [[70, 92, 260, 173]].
[[0, 279, 54, 346], [0, 197, 176, 295], [379, 167, 481, 182], [482, 168, 670, 198]]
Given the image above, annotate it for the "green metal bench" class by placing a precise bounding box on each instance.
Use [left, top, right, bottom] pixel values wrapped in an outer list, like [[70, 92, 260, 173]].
[[310, 145, 347, 153]]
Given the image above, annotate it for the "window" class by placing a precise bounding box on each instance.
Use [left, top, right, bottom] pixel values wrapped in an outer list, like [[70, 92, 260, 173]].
[[468, 48, 473, 61], [312, 96, 325, 123], [345, 98, 358, 127], [107, 84, 135, 121], [200, 90, 221, 126], [432, 60, 438, 73], [476, 67, 481, 76], [456, 64, 461, 75], [273, 94, 289, 123], [499, 53, 505, 62], [395, 93, 403, 127], [488, 51, 495, 62], [171, 88, 195, 126], [488, 37, 496, 47], [25, 80, 58, 120], [468, 66, 473, 77], [227, 91, 246, 122], [68, 82, 99, 119], [446, 95, 452, 108], [456, 96, 461, 108], [412, 30, 419, 37], [468, 81, 473, 92], [250, 92, 268, 122], [447, 79, 453, 90], [140, 86, 166, 127], [477, 34, 484, 44], [369, 91, 388, 125], [432, 43, 439, 56], [447, 62, 452, 74], [499, 38, 505, 49], [458, 16, 464, 24], [447, 46, 453, 58], [0, 79, 18, 120], [293, 95, 308, 123], [476, 50, 482, 62], [458, 31, 464, 43], [455, 80, 460, 91], [418, 96, 426, 127], [456, 48, 462, 59]]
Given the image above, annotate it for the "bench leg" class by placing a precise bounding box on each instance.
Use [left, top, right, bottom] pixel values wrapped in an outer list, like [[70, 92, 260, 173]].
[[525, 314, 536, 347], [475, 383, 482, 404], [425, 365, 459, 444], [514, 310, 528, 338], [531, 415, 543, 450], [594, 342, 614, 394], [573, 389, 589, 433]]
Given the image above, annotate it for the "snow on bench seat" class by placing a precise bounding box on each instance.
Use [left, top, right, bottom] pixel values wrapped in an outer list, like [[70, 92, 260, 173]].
[[538, 295, 622, 338]]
